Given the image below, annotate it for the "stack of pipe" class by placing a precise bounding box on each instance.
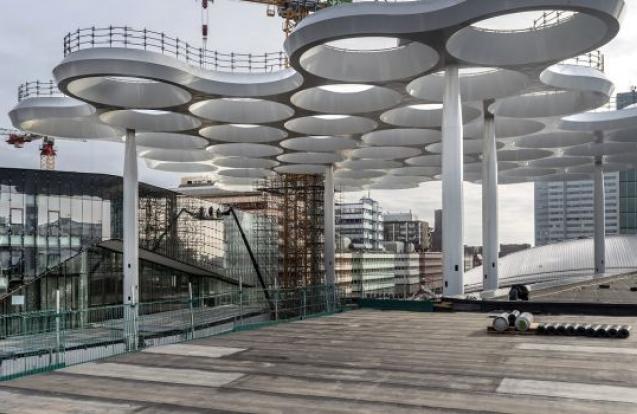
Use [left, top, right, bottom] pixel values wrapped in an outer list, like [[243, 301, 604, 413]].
[[490, 311, 631, 339], [534, 322, 631, 339]]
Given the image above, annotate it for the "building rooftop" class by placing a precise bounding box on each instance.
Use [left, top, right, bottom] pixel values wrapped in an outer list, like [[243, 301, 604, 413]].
[[2, 309, 636, 413]]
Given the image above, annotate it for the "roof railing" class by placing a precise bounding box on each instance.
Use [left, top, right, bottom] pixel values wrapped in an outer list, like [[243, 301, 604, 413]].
[[561, 50, 605, 72], [17, 80, 62, 102], [63, 26, 289, 72]]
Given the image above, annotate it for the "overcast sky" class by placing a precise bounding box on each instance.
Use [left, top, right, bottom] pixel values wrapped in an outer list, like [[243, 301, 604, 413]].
[[1, 0, 636, 246]]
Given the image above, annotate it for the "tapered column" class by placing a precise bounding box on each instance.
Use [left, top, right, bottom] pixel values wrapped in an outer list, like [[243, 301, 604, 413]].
[[123, 129, 139, 349], [442, 65, 464, 296], [482, 108, 499, 291], [594, 159, 605, 275], [324, 166, 336, 288]]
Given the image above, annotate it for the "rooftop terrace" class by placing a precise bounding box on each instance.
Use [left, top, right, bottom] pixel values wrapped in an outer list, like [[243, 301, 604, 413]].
[[1, 309, 636, 413]]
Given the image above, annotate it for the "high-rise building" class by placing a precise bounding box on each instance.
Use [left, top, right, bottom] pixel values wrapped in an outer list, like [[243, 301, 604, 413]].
[[336, 197, 384, 251], [383, 211, 431, 252], [616, 89, 637, 235], [534, 174, 620, 246], [431, 209, 442, 251]]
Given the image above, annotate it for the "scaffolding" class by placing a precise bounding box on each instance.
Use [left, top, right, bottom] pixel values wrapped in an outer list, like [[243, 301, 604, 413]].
[[258, 174, 325, 289]]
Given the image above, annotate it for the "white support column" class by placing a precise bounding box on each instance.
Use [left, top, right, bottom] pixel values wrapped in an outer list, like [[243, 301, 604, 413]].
[[594, 159, 606, 275], [324, 166, 336, 289], [442, 65, 464, 296], [482, 108, 499, 291], [123, 129, 139, 349]]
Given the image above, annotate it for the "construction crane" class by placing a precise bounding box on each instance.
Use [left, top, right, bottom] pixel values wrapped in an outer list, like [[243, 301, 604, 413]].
[[1, 128, 56, 170], [242, 0, 339, 36], [199, 0, 350, 39]]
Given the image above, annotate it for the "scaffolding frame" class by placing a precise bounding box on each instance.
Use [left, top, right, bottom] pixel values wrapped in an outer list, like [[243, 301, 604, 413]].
[[258, 174, 325, 289]]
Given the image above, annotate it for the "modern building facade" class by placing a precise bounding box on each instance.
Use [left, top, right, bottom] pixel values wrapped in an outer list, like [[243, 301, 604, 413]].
[[431, 209, 442, 252], [336, 197, 384, 251], [383, 212, 431, 252], [0, 168, 277, 313], [420, 252, 443, 293], [616, 89, 637, 235], [393, 252, 420, 296], [534, 174, 620, 246]]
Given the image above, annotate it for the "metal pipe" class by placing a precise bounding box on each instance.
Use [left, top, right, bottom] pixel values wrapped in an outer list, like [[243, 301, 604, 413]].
[[508, 310, 520, 327], [492, 313, 510, 332], [555, 323, 567, 335], [585, 324, 598, 337], [536, 323, 546, 335], [593, 324, 607, 338], [618, 325, 631, 339], [545, 323, 557, 335], [564, 323, 576, 336], [576, 324, 588, 336], [607, 325, 619, 338], [515, 312, 534, 332]]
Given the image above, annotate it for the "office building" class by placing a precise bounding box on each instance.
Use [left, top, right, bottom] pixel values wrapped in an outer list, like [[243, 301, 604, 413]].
[[419, 252, 443, 293], [336, 197, 384, 251], [0, 168, 277, 313], [393, 252, 421, 296], [616, 89, 637, 235], [383, 211, 431, 252], [534, 173, 620, 246]]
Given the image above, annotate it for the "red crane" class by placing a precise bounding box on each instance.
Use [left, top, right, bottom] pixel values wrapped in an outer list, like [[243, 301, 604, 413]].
[[1, 128, 56, 170]]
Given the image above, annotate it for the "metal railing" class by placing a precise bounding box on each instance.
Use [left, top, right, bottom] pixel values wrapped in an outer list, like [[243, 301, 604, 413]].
[[0, 285, 342, 381], [17, 80, 61, 102], [63, 26, 289, 72], [562, 50, 605, 72], [533, 10, 576, 30]]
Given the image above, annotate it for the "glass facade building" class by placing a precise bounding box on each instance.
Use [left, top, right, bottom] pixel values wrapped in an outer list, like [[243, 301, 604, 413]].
[[0, 168, 277, 313], [616, 90, 637, 235]]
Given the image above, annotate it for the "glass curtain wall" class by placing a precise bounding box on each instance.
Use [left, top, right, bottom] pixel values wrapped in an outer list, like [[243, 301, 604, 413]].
[[0, 168, 279, 314]]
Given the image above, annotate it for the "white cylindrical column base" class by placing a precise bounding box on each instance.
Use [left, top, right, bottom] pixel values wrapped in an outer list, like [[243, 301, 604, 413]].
[[123, 129, 139, 350], [594, 161, 605, 275], [482, 110, 499, 291], [442, 65, 464, 297]]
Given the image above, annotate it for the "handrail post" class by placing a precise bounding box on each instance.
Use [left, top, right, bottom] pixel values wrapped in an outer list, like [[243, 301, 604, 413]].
[[55, 289, 61, 366], [188, 282, 195, 340]]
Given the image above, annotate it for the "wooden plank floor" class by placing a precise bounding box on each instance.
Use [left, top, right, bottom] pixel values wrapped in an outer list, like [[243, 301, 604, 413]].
[[1, 310, 637, 413]]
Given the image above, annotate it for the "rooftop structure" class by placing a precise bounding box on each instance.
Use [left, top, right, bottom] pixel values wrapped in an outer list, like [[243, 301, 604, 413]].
[[465, 234, 637, 292], [7, 0, 634, 306], [336, 196, 384, 251], [2, 310, 637, 413]]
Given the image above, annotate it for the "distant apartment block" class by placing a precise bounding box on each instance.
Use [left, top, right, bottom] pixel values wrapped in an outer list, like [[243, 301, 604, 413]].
[[336, 197, 384, 250], [535, 174, 620, 246], [420, 252, 443, 293], [383, 211, 431, 252]]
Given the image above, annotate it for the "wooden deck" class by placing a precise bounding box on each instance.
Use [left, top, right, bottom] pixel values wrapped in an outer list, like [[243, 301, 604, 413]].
[[1, 309, 637, 413]]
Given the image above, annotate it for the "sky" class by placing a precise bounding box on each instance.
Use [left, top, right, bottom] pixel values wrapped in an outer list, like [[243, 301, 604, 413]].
[[1, 0, 636, 246]]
